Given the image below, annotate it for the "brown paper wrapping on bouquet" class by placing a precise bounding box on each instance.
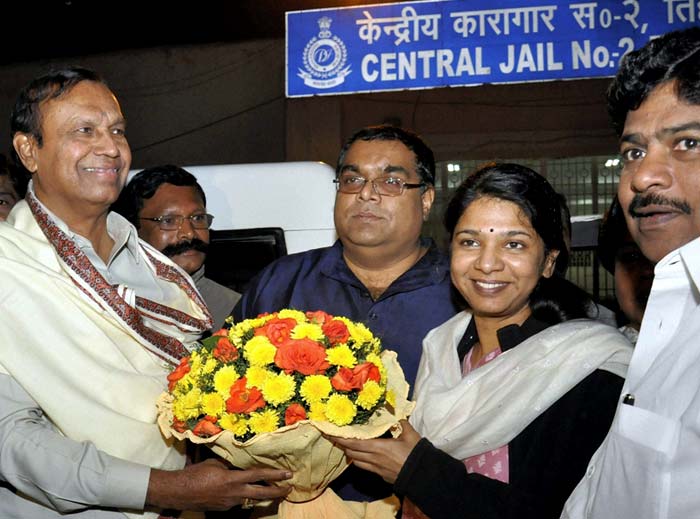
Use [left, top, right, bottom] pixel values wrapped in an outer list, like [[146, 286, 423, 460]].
[[157, 350, 415, 519]]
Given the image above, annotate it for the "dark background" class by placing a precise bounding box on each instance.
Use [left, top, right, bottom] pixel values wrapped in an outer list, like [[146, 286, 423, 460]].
[[0, 1, 394, 66]]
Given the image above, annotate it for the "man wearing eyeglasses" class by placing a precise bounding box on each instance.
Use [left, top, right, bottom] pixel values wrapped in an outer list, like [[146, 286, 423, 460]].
[[113, 165, 240, 330], [234, 125, 463, 504]]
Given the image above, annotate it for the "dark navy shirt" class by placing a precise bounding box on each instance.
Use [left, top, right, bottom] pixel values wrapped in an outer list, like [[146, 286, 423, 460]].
[[233, 238, 463, 502], [234, 239, 462, 388]]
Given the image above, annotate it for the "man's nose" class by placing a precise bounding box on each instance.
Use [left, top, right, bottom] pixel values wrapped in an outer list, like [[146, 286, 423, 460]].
[[93, 129, 120, 157], [177, 218, 195, 239], [628, 145, 673, 194], [357, 179, 381, 201]]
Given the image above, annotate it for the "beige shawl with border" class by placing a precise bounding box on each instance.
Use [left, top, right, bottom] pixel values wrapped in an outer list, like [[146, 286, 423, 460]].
[[410, 312, 633, 460]]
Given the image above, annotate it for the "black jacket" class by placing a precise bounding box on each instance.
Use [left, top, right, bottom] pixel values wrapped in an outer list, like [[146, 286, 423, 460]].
[[393, 317, 624, 519]]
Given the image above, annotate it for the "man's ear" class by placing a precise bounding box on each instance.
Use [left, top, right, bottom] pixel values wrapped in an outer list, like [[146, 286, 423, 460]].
[[421, 185, 435, 222], [12, 133, 38, 173]]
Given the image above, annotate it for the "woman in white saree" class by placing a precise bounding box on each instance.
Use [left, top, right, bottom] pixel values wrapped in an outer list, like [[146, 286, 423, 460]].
[[332, 163, 632, 519]]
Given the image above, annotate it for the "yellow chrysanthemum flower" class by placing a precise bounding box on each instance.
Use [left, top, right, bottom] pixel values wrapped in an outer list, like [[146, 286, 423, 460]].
[[248, 409, 281, 435], [277, 309, 307, 323], [299, 375, 332, 404], [349, 322, 374, 347], [326, 344, 356, 368], [307, 402, 327, 421], [325, 394, 357, 426], [172, 387, 202, 421], [245, 366, 274, 389], [202, 357, 218, 375], [369, 337, 383, 355], [201, 392, 225, 417], [188, 350, 204, 377], [290, 322, 324, 341], [244, 336, 277, 366], [261, 372, 296, 405], [385, 389, 396, 408], [213, 365, 240, 397], [356, 380, 383, 409], [366, 352, 387, 384], [220, 413, 248, 437], [172, 373, 195, 395]]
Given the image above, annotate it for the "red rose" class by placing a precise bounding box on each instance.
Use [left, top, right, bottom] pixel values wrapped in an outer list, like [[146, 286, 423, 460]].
[[192, 415, 223, 437], [167, 357, 191, 391], [275, 338, 330, 375], [226, 377, 266, 414], [284, 403, 307, 426], [255, 317, 298, 345], [331, 362, 380, 391], [305, 310, 333, 325], [331, 367, 355, 391], [322, 319, 350, 345], [352, 362, 381, 386], [172, 418, 188, 433], [213, 337, 239, 363]]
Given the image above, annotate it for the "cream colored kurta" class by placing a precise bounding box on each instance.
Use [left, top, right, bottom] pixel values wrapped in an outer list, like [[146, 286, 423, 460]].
[[0, 198, 211, 518]]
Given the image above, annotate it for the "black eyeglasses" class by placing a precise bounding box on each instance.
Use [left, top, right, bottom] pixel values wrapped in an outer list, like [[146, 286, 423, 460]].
[[140, 213, 214, 231], [333, 173, 425, 197]]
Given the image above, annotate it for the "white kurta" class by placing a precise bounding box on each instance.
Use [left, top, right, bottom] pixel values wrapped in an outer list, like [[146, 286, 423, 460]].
[[0, 197, 210, 518], [563, 236, 700, 519]]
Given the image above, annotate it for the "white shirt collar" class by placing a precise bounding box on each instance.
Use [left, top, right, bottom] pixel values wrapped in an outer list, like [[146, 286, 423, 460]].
[[27, 181, 142, 264]]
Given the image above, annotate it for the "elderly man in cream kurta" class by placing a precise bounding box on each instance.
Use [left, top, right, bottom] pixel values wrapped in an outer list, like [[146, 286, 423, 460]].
[[0, 67, 290, 519]]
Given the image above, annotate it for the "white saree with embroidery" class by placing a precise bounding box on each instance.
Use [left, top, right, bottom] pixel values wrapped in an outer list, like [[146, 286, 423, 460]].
[[0, 195, 212, 518]]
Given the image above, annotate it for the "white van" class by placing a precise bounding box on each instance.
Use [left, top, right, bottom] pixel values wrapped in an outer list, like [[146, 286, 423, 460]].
[[129, 161, 338, 291]]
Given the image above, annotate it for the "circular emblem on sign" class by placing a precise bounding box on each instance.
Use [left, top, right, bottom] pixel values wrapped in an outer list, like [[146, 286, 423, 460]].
[[297, 17, 352, 90], [303, 36, 347, 79]]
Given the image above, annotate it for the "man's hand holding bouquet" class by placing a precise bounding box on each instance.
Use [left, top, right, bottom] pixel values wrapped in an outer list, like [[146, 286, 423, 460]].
[[157, 309, 414, 518]]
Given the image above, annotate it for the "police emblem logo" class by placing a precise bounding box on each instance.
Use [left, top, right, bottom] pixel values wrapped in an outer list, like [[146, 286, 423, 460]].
[[298, 16, 351, 89]]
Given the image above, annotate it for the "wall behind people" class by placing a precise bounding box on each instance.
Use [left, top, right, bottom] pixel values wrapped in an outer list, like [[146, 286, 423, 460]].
[[0, 40, 286, 168], [0, 39, 617, 169]]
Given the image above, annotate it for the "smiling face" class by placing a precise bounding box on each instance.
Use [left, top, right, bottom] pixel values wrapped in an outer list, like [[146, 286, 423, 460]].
[[0, 174, 18, 221], [333, 139, 434, 260], [137, 183, 209, 274], [618, 81, 700, 263], [450, 197, 558, 327], [12, 80, 131, 223]]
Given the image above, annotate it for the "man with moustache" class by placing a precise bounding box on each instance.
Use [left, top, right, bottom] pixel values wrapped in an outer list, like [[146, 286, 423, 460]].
[[234, 125, 462, 503], [113, 165, 240, 330], [562, 27, 700, 519], [0, 67, 290, 519]]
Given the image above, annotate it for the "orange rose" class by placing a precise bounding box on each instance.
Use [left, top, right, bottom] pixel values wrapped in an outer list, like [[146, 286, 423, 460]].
[[167, 357, 191, 391], [255, 317, 298, 345], [284, 403, 307, 426], [213, 337, 239, 363], [305, 310, 333, 325], [172, 418, 188, 433], [331, 367, 356, 391], [275, 338, 330, 375], [192, 415, 223, 437], [322, 319, 350, 345], [352, 362, 381, 386], [226, 377, 266, 414], [212, 328, 228, 337], [331, 362, 380, 391]]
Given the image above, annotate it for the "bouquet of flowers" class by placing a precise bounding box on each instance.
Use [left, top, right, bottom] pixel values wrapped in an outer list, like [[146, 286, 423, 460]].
[[157, 309, 414, 518]]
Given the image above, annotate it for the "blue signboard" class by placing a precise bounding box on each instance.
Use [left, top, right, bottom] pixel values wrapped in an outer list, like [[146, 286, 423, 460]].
[[286, 0, 698, 97]]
